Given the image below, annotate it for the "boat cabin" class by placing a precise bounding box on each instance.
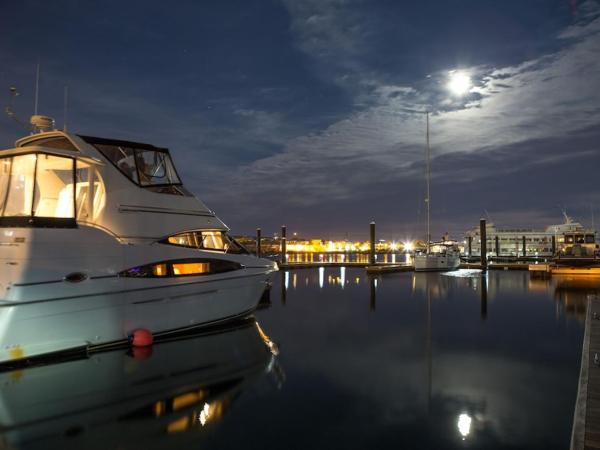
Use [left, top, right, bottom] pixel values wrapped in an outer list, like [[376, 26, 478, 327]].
[[0, 139, 104, 228], [0, 130, 230, 244]]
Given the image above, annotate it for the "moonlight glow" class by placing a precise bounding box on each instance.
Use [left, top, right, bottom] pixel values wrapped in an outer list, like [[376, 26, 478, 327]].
[[447, 71, 472, 96]]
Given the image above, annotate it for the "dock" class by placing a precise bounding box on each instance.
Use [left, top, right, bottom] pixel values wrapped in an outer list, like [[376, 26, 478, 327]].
[[572, 295, 600, 450], [365, 264, 413, 274], [461, 262, 530, 271], [279, 262, 369, 270], [279, 261, 534, 273], [529, 264, 600, 279]]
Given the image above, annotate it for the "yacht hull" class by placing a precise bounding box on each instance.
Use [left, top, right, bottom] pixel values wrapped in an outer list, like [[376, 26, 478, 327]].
[[414, 254, 461, 272], [0, 226, 277, 364], [0, 272, 272, 365]]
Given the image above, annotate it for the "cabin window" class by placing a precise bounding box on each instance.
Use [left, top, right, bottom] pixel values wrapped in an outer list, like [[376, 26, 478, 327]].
[[33, 154, 74, 218], [575, 234, 585, 244], [565, 235, 574, 244], [153, 264, 168, 276], [21, 136, 78, 151], [202, 231, 227, 250], [586, 234, 596, 244], [119, 259, 242, 278], [75, 162, 106, 221], [1, 155, 36, 217], [120, 263, 168, 278], [0, 153, 83, 227], [172, 262, 210, 276], [162, 230, 248, 254]]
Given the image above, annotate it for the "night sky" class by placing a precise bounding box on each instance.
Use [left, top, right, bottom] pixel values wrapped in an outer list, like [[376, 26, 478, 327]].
[[1, 0, 599, 241]]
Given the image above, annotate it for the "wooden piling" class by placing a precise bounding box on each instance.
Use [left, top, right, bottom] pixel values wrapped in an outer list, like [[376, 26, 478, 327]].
[[370, 221, 376, 265], [256, 228, 262, 258], [468, 236, 472, 257], [480, 218, 487, 271], [280, 225, 287, 265], [552, 235, 556, 256], [522, 235, 526, 257], [495, 235, 500, 257]]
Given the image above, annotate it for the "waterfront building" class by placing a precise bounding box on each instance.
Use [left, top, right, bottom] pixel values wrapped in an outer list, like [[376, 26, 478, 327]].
[[464, 215, 597, 257]]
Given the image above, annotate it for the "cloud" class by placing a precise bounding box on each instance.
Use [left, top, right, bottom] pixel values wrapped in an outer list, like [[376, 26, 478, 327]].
[[205, 3, 600, 232], [2, 1, 600, 236]]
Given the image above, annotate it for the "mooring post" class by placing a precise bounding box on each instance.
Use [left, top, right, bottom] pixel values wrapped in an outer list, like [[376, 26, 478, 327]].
[[480, 218, 487, 271], [522, 235, 526, 258], [369, 221, 376, 265], [280, 225, 287, 265], [551, 235, 556, 256], [468, 236, 472, 258], [256, 228, 262, 258], [495, 235, 500, 257]]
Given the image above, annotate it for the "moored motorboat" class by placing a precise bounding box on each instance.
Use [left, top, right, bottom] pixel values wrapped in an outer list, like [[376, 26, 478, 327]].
[[0, 115, 277, 364]]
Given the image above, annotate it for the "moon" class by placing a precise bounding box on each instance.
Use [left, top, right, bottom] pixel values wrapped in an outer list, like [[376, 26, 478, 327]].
[[447, 71, 472, 96]]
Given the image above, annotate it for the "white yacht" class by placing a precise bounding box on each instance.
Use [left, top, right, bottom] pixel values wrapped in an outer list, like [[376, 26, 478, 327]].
[[414, 242, 461, 272], [413, 113, 460, 272], [0, 115, 278, 364]]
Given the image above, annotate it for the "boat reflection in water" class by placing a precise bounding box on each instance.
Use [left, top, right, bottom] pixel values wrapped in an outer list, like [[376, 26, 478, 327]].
[[0, 317, 282, 450], [408, 269, 593, 323], [553, 276, 600, 321]]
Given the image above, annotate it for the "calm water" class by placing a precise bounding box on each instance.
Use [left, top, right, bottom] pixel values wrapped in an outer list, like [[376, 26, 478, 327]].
[[0, 269, 590, 450]]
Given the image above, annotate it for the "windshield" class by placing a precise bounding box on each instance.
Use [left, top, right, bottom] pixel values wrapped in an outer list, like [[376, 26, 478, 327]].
[[134, 149, 180, 186], [83, 138, 181, 187]]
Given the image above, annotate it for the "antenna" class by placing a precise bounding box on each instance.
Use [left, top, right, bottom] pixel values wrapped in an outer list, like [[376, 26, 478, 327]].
[[6, 86, 19, 117], [34, 62, 40, 116], [63, 85, 69, 131], [560, 206, 571, 224], [425, 111, 431, 254], [5, 87, 27, 129]]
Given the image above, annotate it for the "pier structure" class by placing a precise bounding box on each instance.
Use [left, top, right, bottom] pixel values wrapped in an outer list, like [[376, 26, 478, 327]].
[[464, 216, 596, 258], [571, 295, 600, 450]]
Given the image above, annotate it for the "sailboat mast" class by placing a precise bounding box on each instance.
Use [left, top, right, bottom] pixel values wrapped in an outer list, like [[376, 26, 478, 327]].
[[426, 111, 431, 254]]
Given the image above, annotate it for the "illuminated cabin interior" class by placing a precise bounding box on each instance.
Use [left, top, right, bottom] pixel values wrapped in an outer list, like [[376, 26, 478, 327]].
[[0, 151, 106, 227]]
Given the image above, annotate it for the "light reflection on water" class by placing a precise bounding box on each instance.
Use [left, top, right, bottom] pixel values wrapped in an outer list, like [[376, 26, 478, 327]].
[[0, 268, 590, 450], [264, 268, 586, 449], [285, 252, 412, 264]]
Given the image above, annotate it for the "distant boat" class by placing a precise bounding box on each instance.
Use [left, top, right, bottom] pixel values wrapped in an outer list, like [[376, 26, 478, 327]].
[[414, 113, 460, 272]]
